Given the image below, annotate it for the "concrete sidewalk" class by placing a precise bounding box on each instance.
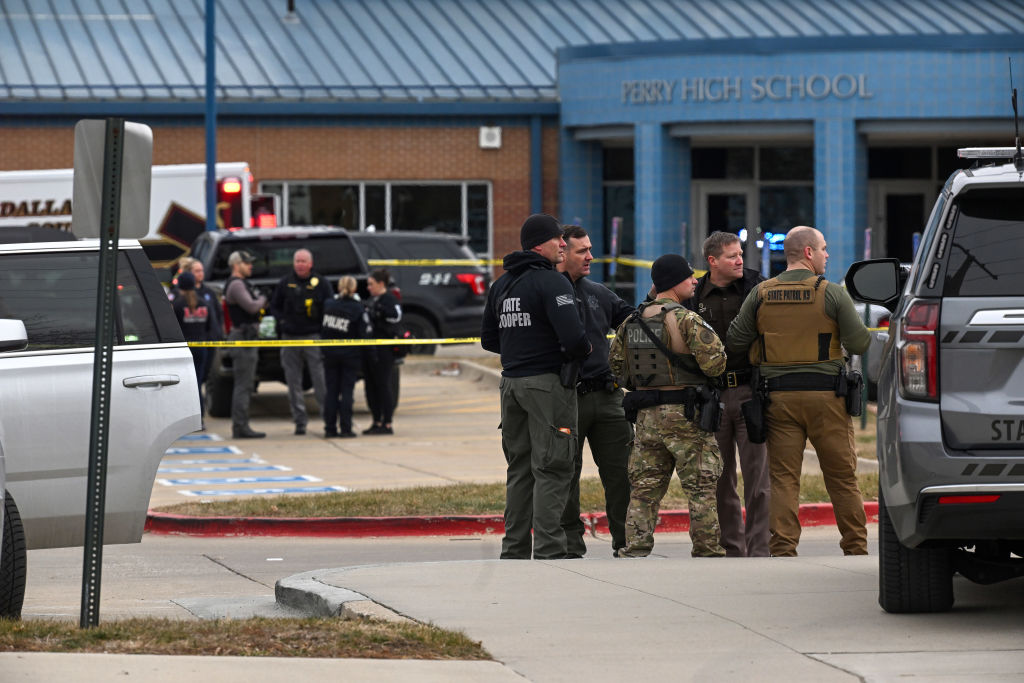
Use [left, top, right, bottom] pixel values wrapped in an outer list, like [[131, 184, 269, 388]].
[[272, 554, 1024, 682]]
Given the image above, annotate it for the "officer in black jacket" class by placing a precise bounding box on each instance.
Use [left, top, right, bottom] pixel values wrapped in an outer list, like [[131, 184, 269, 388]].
[[270, 248, 333, 436], [683, 231, 769, 557], [556, 225, 635, 557], [320, 275, 368, 438], [481, 214, 591, 560]]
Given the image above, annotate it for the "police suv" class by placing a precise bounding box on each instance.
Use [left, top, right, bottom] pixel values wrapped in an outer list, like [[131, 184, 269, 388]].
[[846, 145, 1024, 613], [0, 240, 201, 618]]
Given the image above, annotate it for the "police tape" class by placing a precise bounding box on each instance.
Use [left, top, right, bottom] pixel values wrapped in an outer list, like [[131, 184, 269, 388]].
[[187, 337, 484, 348], [367, 257, 656, 268], [189, 327, 886, 348]]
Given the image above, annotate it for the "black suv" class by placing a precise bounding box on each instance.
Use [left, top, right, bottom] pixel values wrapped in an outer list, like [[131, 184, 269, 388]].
[[189, 226, 489, 416], [846, 147, 1024, 613]]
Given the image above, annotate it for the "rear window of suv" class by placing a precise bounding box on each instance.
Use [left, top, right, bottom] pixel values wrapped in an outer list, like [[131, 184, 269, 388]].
[[209, 235, 363, 281], [942, 188, 1024, 297], [0, 251, 160, 349], [351, 235, 470, 261]]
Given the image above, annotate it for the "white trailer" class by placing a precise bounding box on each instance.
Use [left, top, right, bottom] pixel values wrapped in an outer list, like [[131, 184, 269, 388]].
[[0, 163, 268, 262]]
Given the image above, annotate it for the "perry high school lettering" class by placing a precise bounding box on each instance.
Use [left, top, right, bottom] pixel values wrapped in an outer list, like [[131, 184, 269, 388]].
[[498, 296, 532, 328]]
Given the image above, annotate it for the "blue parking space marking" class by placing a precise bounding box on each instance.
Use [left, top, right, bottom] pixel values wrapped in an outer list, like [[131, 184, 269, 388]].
[[165, 446, 242, 455], [157, 475, 321, 487], [160, 458, 263, 465], [176, 434, 223, 442], [178, 485, 350, 497], [157, 465, 291, 474]]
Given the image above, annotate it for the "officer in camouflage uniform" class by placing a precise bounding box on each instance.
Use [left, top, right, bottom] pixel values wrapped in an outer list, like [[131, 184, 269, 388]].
[[610, 254, 728, 557]]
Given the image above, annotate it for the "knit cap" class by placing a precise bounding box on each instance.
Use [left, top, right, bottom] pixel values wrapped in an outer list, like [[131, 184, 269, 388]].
[[520, 214, 563, 250], [651, 254, 694, 292]]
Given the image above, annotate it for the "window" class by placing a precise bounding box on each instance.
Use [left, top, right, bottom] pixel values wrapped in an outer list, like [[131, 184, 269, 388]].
[[0, 252, 158, 350], [211, 236, 363, 282], [692, 147, 755, 179], [943, 188, 1024, 297], [868, 147, 931, 179], [261, 181, 492, 256]]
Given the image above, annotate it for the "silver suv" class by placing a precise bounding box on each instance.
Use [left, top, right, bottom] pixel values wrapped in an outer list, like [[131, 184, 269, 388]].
[[846, 147, 1024, 613], [0, 240, 201, 618]]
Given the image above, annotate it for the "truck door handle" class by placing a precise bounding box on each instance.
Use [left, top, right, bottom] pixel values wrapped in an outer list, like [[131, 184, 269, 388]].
[[123, 375, 181, 388]]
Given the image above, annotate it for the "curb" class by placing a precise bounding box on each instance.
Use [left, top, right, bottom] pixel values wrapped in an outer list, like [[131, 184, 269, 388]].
[[146, 502, 880, 538]]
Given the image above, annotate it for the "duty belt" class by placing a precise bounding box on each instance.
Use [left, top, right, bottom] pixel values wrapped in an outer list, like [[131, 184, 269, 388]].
[[765, 372, 838, 392], [577, 376, 615, 395], [720, 369, 752, 389]]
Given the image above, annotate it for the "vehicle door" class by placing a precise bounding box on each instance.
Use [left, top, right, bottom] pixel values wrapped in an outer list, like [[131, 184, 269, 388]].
[[932, 187, 1024, 452], [0, 244, 200, 549]]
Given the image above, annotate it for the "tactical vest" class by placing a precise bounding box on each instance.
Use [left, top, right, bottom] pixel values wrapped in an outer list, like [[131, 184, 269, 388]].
[[624, 301, 707, 389], [224, 275, 261, 327], [751, 275, 842, 366]]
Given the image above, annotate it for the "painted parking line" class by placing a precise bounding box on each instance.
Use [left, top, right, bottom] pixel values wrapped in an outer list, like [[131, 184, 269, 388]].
[[159, 457, 264, 466], [165, 446, 243, 456], [176, 433, 224, 442], [157, 475, 321, 487], [157, 464, 292, 474], [177, 485, 350, 497]]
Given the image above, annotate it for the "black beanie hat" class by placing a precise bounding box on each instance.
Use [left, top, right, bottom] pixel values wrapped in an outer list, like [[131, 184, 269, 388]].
[[651, 254, 694, 292], [177, 271, 196, 291], [520, 213, 563, 250]]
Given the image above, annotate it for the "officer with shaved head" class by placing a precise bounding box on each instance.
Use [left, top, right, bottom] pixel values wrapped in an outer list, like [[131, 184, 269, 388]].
[[727, 226, 870, 557]]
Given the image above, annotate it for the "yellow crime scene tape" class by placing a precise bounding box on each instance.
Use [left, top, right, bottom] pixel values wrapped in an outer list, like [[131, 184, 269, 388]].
[[366, 257, 657, 268], [188, 337, 483, 348]]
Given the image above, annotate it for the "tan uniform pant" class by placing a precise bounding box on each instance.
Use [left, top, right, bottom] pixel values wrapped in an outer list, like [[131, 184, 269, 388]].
[[765, 390, 867, 556]]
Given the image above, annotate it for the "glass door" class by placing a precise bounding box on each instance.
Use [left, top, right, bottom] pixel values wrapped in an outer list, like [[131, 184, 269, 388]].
[[693, 182, 756, 266], [868, 181, 935, 262]]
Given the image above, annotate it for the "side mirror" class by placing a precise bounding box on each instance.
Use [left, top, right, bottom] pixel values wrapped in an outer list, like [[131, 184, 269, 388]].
[[0, 319, 28, 353], [845, 259, 901, 311]]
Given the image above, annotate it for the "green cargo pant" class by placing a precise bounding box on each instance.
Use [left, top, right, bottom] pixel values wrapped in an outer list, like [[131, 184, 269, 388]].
[[499, 373, 578, 560], [620, 403, 725, 558]]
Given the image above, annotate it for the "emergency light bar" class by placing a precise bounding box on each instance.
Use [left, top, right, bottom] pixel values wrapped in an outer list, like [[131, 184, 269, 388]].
[[957, 147, 1018, 159]]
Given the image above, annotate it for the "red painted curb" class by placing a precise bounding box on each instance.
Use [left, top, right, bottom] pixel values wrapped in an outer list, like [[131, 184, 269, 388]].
[[146, 501, 879, 538]]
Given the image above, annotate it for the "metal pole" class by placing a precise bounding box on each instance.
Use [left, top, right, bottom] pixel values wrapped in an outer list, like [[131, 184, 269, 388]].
[[205, 0, 218, 232], [80, 118, 124, 628]]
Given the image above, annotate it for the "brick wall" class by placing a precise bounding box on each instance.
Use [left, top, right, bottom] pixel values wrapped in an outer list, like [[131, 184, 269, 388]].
[[0, 121, 562, 267]]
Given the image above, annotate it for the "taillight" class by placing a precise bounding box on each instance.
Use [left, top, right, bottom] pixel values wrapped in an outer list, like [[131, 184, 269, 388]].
[[938, 494, 1000, 505], [457, 273, 487, 296], [899, 300, 939, 400]]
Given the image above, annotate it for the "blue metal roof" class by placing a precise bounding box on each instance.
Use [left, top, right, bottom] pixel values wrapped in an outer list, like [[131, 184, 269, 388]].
[[1, 0, 1022, 104]]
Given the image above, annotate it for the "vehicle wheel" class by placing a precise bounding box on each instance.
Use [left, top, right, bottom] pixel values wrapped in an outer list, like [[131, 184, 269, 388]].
[[401, 312, 438, 355], [1, 490, 27, 619], [878, 490, 954, 613], [206, 371, 234, 418]]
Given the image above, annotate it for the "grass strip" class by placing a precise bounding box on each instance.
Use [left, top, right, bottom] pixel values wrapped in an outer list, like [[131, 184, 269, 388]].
[[0, 616, 490, 659], [154, 473, 879, 518]]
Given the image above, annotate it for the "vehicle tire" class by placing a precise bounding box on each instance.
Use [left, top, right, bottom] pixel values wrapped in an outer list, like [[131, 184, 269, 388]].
[[878, 490, 954, 613], [206, 371, 234, 418], [1, 490, 27, 619], [401, 312, 438, 355]]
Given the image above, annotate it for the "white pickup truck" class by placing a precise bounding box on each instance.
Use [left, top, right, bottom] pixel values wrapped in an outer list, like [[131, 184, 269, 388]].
[[0, 239, 201, 618]]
